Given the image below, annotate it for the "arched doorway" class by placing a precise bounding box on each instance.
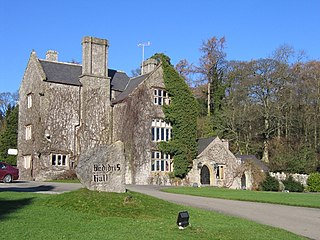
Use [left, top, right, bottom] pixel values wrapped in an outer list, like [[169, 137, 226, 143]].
[[200, 165, 210, 185], [241, 173, 246, 189]]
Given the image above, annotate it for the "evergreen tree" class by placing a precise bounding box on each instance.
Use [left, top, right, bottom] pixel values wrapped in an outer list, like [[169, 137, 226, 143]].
[[0, 104, 18, 165]]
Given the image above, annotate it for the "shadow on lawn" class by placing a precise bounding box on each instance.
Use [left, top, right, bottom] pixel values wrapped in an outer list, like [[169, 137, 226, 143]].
[[0, 198, 34, 220], [0, 185, 55, 193]]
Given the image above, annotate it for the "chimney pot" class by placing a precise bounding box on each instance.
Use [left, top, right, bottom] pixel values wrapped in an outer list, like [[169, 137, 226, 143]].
[[46, 50, 58, 61]]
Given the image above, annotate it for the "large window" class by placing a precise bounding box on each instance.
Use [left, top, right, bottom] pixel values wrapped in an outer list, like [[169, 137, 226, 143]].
[[51, 154, 68, 166], [25, 125, 32, 140], [154, 89, 170, 105], [151, 119, 172, 142], [151, 151, 173, 172]]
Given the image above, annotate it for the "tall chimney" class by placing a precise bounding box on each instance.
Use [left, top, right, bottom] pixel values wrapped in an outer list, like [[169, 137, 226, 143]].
[[82, 36, 109, 77], [46, 50, 58, 61]]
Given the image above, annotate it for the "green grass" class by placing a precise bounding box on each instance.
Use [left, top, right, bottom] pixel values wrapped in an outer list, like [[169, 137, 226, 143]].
[[0, 189, 306, 240], [163, 187, 320, 208]]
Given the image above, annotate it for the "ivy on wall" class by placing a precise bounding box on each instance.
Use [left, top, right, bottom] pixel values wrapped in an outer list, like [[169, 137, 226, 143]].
[[152, 53, 199, 178]]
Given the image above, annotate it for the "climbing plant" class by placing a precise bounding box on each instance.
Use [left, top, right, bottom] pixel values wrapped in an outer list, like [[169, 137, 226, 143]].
[[152, 53, 199, 178]]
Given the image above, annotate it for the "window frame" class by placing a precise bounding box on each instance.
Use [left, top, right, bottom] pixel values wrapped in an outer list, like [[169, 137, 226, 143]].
[[216, 165, 225, 180], [153, 88, 170, 105], [25, 125, 32, 140], [24, 155, 32, 169], [27, 93, 33, 108], [151, 150, 173, 172], [51, 153, 68, 166], [151, 119, 172, 142]]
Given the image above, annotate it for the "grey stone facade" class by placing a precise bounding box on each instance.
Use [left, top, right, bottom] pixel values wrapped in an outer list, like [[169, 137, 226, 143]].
[[18, 36, 255, 187], [188, 137, 253, 189]]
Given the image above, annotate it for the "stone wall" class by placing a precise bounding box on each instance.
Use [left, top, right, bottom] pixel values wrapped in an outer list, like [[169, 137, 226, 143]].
[[270, 172, 309, 186], [18, 52, 80, 181], [112, 65, 171, 185], [187, 137, 249, 189], [79, 36, 112, 153], [18, 52, 44, 180]]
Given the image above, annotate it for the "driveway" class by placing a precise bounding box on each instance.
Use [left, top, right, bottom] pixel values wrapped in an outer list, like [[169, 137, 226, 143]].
[[0, 180, 83, 194], [126, 185, 320, 240]]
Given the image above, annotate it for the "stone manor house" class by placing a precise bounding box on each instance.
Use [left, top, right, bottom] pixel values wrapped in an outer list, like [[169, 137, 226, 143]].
[[17, 36, 261, 189]]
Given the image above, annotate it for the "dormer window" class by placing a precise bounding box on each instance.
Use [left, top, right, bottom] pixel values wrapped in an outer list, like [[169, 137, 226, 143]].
[[154, 89, 170, 105], [27, 93, 32, 108]]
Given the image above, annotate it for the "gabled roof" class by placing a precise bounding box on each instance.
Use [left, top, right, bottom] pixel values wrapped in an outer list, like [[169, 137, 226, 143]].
[[109, 69, 130, 92], [40, 60, 82, 86], [235, 154, 269, 172], [112, 73, 150, 104], [39, 60, 130, 90], [197, 137, 216, 155]]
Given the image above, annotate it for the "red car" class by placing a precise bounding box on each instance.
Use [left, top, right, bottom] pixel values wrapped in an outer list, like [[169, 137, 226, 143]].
[[0, 162, 19, 183]]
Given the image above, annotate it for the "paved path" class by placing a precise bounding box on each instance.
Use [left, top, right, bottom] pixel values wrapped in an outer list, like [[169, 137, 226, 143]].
[[0, 181, 83, 194], [126, 185, 320, 240]]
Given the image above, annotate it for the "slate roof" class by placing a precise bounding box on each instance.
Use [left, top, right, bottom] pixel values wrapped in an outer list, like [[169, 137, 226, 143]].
[[40, 60, 82, 86], [112, 74, 150, 104], [235, 154, 269, 172], [39, 60, 130, 91], [197, 137, 216, 155]]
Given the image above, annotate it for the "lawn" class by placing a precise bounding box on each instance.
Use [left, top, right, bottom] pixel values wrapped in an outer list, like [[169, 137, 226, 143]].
[[163, 187, 320, 208], [0, 189, 306, 240]]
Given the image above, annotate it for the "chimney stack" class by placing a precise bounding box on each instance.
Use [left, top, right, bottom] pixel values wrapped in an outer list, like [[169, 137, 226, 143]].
[[141, 58, 158, 75], [46, 50, 58, 61], [82, 36, 109, 77]]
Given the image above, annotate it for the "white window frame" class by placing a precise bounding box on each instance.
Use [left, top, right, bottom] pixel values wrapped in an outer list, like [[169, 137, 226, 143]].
[[153, 88, 170, 105], [27, 93, 32, 108], [151, 151, 173, 172], [51, 154, 68, 166], [24, 155, 31, 169], [25, 125, 32, 140], [151, 119, 172, 142]]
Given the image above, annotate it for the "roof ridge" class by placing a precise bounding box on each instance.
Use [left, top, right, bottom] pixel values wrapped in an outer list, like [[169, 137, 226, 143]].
[[39, 59, 82, 67]]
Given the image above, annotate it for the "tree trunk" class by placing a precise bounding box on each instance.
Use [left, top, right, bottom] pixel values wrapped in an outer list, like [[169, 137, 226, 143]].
[[207, 82, 211, 116]]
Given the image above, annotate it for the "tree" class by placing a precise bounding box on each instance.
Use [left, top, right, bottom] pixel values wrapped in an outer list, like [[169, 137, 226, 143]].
[[152, 53, 199, 178], [0, 104, 19, 165], [0, 91, 18, 119], [130, 68, 141, 77]]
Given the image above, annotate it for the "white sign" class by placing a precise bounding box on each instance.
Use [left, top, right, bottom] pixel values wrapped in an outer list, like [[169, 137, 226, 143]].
[[8, 149, 18, 155]]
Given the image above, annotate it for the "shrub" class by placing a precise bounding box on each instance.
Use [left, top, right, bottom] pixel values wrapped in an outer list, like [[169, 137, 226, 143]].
[[260, 174, 279, 191], [307, 173, 320, 192], [282, 176, 304, 192]]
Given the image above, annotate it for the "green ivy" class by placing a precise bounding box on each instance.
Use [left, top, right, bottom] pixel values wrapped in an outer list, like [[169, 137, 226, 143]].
[[152, 53, 199, 178]]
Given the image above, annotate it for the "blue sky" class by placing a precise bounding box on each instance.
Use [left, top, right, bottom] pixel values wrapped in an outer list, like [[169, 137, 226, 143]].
[[1, 0, 319, 93]]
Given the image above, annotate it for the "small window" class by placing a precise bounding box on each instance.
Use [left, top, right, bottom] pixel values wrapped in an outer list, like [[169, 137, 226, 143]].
[[153, 88, 170, 105], [216, 165, 225, 180], [25, 125, 32, 140], [24, 155, 31, 169], [27, 94, 32, 108], [51, 154, 68, 166]]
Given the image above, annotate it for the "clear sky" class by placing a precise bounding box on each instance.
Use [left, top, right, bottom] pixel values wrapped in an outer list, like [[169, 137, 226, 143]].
[[1, 0, 319, 93]]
